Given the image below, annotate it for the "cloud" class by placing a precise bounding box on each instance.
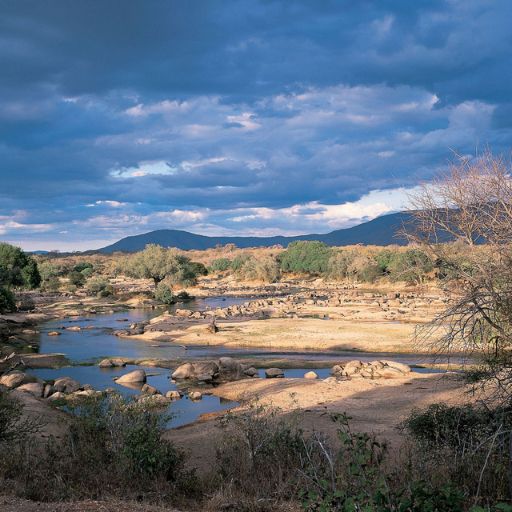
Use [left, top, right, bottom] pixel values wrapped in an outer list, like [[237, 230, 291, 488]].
[[1, 1, 512, 250]]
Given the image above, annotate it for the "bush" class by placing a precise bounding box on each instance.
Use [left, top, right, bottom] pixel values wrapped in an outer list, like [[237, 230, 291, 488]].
[[210, 258, 232, 273], [0, 394, 195, 501], [387, 249, 433, 284], [231, 254, 252, 273], [279, 241, 332, 275], [85, 277, 113, 297], [188, 261, 208, 276], [0, 243, 40, 289], [68, 270, 86, 287], [0, 286, 15, 313], [233, 255, 281, 283], [154, 282, 175, 305]]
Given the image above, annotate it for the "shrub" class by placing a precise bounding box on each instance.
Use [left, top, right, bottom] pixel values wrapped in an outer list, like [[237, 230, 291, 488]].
[[0, 394, 195, 501], [279, 241, 332, 275], [188, 261, 208, 276], [210, 258, 232, 273], [233, 255, 281, 282], [68, 270, 86, 287], [0, 243, 40, 289], [327, 249, 356, 280], [0, 287, 16, 313], [387, 249, 433, 284], [85, 277, 113, 297], [154, 282, 175, 305], [231, 254, 252, 273]]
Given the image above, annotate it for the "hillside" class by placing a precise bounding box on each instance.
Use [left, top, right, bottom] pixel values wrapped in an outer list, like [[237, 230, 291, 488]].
[[97, 211, 410, 253]]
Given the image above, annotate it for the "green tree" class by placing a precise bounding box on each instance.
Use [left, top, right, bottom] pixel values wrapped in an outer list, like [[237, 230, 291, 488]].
[[279, 241, 332, 274], [126, 244, 197, 287], [0, 243, 40, 289]]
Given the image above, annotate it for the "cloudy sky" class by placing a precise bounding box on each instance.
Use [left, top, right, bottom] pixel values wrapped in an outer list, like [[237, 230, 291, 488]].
[[2, 0, 512, 251]]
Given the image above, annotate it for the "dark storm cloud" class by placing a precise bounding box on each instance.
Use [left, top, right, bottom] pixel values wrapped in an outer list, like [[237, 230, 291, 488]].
[[1, 0, 512, 249]]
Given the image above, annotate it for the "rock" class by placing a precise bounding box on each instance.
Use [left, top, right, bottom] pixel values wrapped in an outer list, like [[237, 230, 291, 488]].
[[54, 377, 81, 394], [141, 383, 160, 395], [17, 382, 44, 397], [66, 326, 81, 331], [189, 391, 202, 400], [98, 358, 126, 368], [265, 368, 284, 379], [175, 309, 193, 318], [116, 369, 146, 384], [378, 367, 405, 379], [304, 371, 318, 379], [47, 331, 61, 336], [47, 391, 66, 401], [243, 367, 259, 378], [379, 360, 411, 374], [172, 361, 219, 381], [138, 394, 170, 406], [344, 360, 364, 375], [43, 383, 55, 398], [165, 390, 182, 400], [0, 370, 27, 389]]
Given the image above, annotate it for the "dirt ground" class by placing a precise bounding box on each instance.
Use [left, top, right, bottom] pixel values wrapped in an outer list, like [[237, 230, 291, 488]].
[[166, 372, 468, 475]]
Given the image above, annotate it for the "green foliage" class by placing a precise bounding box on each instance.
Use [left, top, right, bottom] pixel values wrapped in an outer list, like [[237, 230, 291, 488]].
[[68, 270, 86, 287], [231, 254, 252, 273], [154, 282, 175, 304], [73, 262, 94, 274], [387, 249, 433, 284], [279, 241, 332, 274], [126, 244, 198, 287], [85, 277, 113, 297], [0, 393, 195, 501], [0, 242, 40, 289], [210, 257, 232, 272], [0, 286, 16, 313], [188, 261, 208, 276]]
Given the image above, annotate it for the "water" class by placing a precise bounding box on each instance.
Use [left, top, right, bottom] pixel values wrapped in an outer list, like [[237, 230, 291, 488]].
[[31, 364, 237, 429], [32, 296, 452, 428]]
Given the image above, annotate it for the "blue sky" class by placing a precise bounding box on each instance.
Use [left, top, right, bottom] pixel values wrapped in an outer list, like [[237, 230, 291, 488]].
[[2, 0, 512, 250]]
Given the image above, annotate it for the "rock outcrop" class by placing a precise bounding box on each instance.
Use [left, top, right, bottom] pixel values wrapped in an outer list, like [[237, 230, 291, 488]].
[[331, 360, 411, 380], [171, 357, 258, 383]]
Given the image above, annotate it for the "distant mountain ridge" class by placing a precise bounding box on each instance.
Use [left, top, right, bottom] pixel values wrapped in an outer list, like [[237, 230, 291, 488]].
[[97, 211, 411, 253]]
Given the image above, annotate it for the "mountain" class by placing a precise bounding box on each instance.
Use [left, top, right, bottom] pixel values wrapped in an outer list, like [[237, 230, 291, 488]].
[[97, 211, 411, 253]]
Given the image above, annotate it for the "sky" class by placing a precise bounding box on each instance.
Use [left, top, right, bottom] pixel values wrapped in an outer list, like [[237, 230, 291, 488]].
[[2, 0, 512, 251]]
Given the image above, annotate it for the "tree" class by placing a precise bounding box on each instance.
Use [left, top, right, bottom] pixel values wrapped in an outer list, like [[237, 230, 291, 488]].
[[407, 152, 512, 400], [126, 244, 197, 287], [0, 243, 40, 289], [279, 241, 332, 274]]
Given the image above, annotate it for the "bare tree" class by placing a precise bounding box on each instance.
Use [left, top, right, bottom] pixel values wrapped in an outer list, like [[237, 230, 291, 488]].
[[406, 152, 512, 400]]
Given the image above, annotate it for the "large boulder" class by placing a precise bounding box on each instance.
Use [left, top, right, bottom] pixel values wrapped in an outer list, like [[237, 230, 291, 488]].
[[379, 360, 411, 374], [265, 368, 284, 379], [54, 377, 81, 394], [304, 371, 318, 379], [116, 369, 146, 384], [0, 370, 28, 389], [172, 361, 219, 381], [17, 382, 44, 397]]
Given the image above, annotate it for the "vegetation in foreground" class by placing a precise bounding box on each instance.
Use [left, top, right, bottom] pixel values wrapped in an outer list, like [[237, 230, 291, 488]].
[[0, 389, 511, 511]]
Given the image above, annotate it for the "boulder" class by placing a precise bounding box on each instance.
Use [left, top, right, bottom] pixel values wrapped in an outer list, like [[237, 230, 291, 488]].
[[304, 371, 318, 379], [344, 360, 364, 375], [141, 383, 160, 395], [243, 367, 259, 378], [43, 383, 55, 398], [189, 391, 202, 400], [47, 331, 61, 336], [47, 391, 66, 401], [54, 377, 81, 394], [172, 361, 219, 381], [379, 360, 411, 374], [17, 382, 44, 397], [116, 369, 146, 384], [0, 370, 27, 389], [99, 358, 126, 368], [165, 390, 182, 400], [265, 368, 284, 379]]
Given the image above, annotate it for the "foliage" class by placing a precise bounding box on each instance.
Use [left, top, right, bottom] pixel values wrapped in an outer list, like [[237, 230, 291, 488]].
[[0, 287, 16, 313], [0, 389, 41, 444], [85, 277, 113, 297], [233, 254, 281, 282], [0, 393, 195, 501], [188, 261, 208, 276], [387, 249, 433, 284], [125, 244, 198, 287], [154, 282, 175, 304], [210, 257, 232, 272], [0, 243, 40, 289], [279, 241, 332, 274], [68, 270, 86, 287]]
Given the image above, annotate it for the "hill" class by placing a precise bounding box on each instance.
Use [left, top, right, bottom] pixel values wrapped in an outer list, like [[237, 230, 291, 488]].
[[97, 211, 411, 253]]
